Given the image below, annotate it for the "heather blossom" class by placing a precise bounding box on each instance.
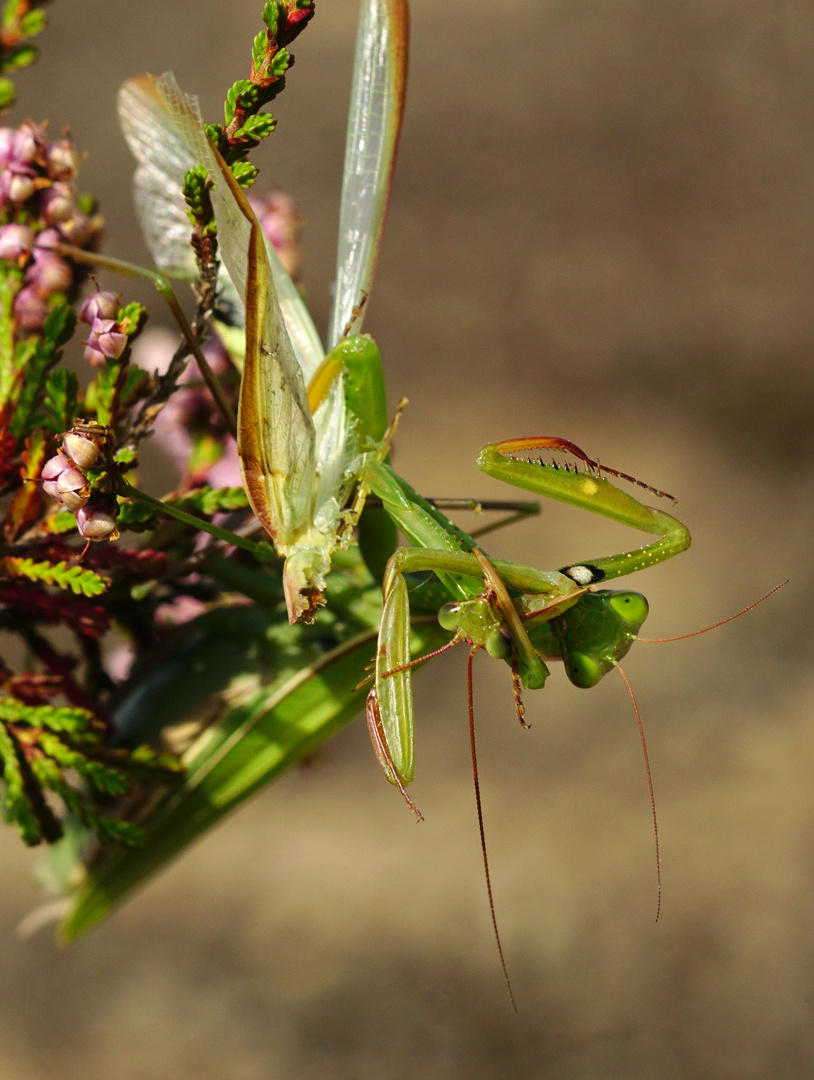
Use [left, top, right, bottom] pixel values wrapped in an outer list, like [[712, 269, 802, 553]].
[[40, 422, 121, 546], [0, 223, 34, 261], [79, 290, 121, 324], [62, 431, 106, 469], [75, 498, 119, 542], [132, 328, 240, 489], [83, 317, 129, 364], [248, 189, 303, 281], [0, 120, 102, 333]]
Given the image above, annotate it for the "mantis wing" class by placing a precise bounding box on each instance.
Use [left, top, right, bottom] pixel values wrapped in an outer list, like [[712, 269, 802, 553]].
[[117, 76, 325, 381], [327, 0, 409, 348], [277, 0, 410, 612], [117, 76, 199, 281], [149, 73, 316, 546]]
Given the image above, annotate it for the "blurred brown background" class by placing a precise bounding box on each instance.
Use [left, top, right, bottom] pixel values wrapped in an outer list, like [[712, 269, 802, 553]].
[[2, 1, 814, 1076]]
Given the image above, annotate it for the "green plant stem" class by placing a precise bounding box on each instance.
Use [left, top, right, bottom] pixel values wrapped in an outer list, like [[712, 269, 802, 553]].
[[119, 480, 268, 559]]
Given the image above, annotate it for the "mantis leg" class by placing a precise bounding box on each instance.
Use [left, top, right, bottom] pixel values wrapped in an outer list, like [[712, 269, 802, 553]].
[[478, 438, 691, 585]]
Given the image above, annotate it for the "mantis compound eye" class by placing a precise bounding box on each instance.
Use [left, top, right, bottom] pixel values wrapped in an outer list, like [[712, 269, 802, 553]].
[[563, 651, 605, 689], [438, 602, 462, 632], [608, 591, 649, 632]]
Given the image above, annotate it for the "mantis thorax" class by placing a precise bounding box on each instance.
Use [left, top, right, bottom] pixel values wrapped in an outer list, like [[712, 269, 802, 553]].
[[437, 597, 513, 661]]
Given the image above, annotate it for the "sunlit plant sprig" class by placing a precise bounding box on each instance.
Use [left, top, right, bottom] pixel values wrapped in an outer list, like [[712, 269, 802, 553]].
[[0, 694, 181, 847], [213, 2, 315, 170], [180, 1, 314, 299]]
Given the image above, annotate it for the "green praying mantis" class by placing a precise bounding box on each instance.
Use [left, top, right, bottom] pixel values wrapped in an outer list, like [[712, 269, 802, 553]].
[[60, 0, 773, 993]]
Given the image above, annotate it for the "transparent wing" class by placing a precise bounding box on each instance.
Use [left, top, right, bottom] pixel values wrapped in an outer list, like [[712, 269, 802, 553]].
[[263, 230, 324, 380], [118, 76, 199, 279], [328, 0, 409, 348], [152, 73, 315, 543], [118, 76, 324, 380]]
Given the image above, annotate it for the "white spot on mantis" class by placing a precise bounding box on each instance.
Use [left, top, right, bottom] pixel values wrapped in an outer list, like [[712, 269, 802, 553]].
[[566, 565, 594, 586], [580, 478, 599, 496]]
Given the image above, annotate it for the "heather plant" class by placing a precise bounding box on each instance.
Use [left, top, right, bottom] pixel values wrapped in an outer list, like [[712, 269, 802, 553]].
[[0, 1, 358, 921], [1, 0, 450, 946]]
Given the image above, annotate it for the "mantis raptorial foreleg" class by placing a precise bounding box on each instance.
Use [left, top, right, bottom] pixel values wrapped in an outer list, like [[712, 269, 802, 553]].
[[478, 438, 691, 584], [365, 541, 586, 787]]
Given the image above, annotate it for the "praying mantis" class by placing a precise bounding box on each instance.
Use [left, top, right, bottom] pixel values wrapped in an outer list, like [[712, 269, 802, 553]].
[[58, 0, 709, 967]]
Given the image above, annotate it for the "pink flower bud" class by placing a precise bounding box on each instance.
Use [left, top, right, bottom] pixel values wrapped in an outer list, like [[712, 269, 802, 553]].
[[9, 173, 36, 202], [155, 595, 208, 628], [85, 318, 128, 361], [62, 431, 105, 469], [79, 291, 120, 324], [249, 189, 302, 279], [33, 228, 60, 251], [46, 139, 78, 181], [56, 466, 90, 511], [83, 341, 106, 367], [4, 167, 36, 204], [40, 181, 74, 225], [0, 223, 34, 262], [58, 211, 97, 246], [76, 500, 119, 542], [42, 453, 88, 507], [279, 5, 314, 43], [13, 284, 49, 331], [12, 122, 46, 166], [205, 438, 242, 488], [131, 326, 176, 376], [25, 250, 73, 295], [41, 454, 73, 502], [42, 455, 69, 480], [106, 643, 135, 683]]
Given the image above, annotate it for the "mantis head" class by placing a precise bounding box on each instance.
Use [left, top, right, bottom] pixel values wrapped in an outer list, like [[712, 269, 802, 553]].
[[547, 589, 650, 689]]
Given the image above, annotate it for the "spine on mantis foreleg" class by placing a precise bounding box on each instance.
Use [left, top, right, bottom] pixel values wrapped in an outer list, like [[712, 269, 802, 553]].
[[477, 442, 691, 584]]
